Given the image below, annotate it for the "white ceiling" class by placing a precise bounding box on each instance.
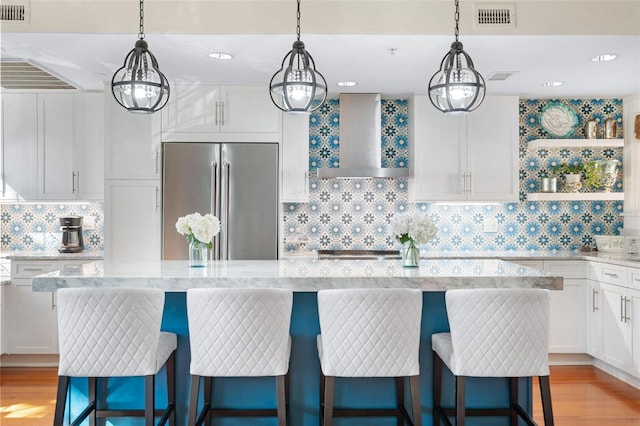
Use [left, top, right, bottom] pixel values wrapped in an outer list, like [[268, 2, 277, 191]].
[[1, 1, 639, 98]]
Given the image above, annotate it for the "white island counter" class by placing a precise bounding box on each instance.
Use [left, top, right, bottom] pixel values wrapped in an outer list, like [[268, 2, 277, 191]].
[[32, 258, 561, 292]]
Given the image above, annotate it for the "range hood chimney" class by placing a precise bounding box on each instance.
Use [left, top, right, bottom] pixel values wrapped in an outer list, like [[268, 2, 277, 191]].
[[316, 93, 409, 179]]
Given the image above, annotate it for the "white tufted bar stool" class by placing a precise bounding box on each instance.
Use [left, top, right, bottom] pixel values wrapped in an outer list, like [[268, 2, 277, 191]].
[[53, 287, 177, 426], [432, 288, 554, 426], [317, 288, 423, 426], [186, 288, 293, 426]]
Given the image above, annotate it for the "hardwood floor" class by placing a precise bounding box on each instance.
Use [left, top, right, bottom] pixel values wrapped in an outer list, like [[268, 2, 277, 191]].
[[1, 365, 639, 425]]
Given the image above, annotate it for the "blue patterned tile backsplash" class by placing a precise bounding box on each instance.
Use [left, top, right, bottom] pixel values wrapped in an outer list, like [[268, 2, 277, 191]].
[[0, 202, 104, 252], [283, 98, 624, 253]]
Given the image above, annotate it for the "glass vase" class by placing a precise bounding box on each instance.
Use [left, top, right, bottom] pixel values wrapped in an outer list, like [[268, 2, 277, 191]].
[[401, 240, 420, 268], [189, 240, 209, 267]]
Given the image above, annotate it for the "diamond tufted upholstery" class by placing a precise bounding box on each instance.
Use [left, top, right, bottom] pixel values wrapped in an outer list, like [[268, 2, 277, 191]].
[[432, 288, 550, 377], [431, 288, 554, 426], [317, 288, 423, 426], [54, 287, 177, 426], [317, 288, 422, 377], [187, 287, 292, 377], [57, 287, 176, 377], [186, 288, 293, 426]]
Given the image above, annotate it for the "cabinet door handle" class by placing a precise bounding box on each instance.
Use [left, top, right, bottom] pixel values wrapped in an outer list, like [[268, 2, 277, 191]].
[[215, 102, 220, 126], [604, 272, 619, 279], [620, 296, 625, 323], [155, 186, 159, 210], [155, 149, 160, 174], [23, 268, 45, 272], [221, 101, 225, 126], [304, 171, 309, 195], [51, 292, 56, 310], [592, 288, 598, 312], [624, 297, 631, 323], [72, 172, 76, 193]]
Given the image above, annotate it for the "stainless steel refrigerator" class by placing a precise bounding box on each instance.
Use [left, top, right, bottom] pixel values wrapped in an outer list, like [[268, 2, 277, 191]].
[[162, 142, 278, 260]]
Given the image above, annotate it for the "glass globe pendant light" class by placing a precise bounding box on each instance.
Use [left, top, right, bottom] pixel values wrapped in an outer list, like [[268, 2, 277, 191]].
[[428, 0, 485, 113], [269, 0, 327, 113], [111, 0, 170, 114]]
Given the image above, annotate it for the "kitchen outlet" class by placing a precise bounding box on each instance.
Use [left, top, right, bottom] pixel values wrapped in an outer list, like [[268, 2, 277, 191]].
[[83, 216, 95, 230], [483, 217, 498, 233]]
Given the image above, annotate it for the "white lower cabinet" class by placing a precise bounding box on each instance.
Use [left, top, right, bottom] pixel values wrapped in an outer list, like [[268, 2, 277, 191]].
[[589, 262, 640, 379], [508, 259, 586, 353], [104, 179, 161, 262], [600, 281, 632, 370], [6, 259, 93, 354]]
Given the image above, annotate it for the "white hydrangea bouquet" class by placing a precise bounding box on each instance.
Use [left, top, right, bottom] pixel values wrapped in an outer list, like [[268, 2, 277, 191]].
[[389, 212, 438, 267], [175, 212, 221, 249]]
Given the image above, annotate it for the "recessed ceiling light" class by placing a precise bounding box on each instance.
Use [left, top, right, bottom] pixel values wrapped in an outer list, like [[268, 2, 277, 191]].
[[591, 53, 618, 62], [337, 81, 357, 87], [208, 52, 233, 60], [542, 81, 563, 87]]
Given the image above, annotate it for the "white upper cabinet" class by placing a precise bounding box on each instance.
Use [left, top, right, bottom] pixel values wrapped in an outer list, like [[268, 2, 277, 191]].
[[74, 92, 105, 199], [281, 113, 309, 202], [161, 85, 280, 141], [104, 93, 161, 180], [1, 92, 103, 201], [1, 93, 38, 200], [409, 95, 519, 202], [104, 179, 161, 262], [38, 93, 76, 199]]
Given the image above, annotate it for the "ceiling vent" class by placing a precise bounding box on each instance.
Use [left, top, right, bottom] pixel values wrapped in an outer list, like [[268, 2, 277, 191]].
[[1, 1, 29, 23], [487, 71, 518, 81], [474, 3, 516, 28], [0, 61, 77, 90]]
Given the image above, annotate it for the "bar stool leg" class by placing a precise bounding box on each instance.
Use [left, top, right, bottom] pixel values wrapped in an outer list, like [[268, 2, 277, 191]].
[[410, 375, 422, 426], [396, 377, 404, 426], [433, 352, 443, 426], [509, 377, 518, 426], [276, 374, 287, 426], [166, 352, 176, 426], [455, 376, 466, 426], [323, 376, 335, 426], [540, 376, 554, 426], [53, 376, 70, 426], [145, 375, 155, 426], [88, 377, 97, 426], [188, 375, 200, 426], [204, 377, 212, 426]]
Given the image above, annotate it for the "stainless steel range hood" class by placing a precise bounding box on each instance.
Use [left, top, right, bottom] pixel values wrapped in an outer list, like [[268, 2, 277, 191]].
[[316, 93, 409, 179]]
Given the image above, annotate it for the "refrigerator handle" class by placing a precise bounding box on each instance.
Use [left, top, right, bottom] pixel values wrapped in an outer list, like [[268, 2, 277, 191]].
[[223, 161, 231, 260], [211, 161, 219, 260]]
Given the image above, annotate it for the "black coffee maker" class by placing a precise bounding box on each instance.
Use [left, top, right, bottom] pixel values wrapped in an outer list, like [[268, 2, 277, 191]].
[[59, 216, 84, 253]]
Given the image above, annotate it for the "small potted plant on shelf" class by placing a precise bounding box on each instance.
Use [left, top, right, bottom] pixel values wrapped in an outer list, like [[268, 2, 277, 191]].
[[552, 162, 584, 193]]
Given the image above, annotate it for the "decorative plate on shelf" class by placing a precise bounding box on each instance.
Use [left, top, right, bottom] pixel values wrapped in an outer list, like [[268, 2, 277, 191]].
[[540, 102, 579, 137]]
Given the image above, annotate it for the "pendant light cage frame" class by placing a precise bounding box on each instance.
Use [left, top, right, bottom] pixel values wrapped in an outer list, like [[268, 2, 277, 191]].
[[428, 0, 485, 114], [111, 0, 170, 114], [269, 0, 327, 113]]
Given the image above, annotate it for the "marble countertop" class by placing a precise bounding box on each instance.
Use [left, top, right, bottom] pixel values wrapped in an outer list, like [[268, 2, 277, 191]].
[[32, 258, 562, 292], [2, 251, 104, 261]]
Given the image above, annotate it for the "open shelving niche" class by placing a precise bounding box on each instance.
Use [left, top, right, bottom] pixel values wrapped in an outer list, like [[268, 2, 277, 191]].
[[526, 138, 625, 201]]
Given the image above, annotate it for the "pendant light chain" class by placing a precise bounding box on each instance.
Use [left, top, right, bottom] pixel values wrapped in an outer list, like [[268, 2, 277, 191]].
[[296, 0, 301, 42], [268, 0, 327, 113], [138, 0, 145, 40], [454, 0, 459, 42], [111, 0, 170, 113]]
